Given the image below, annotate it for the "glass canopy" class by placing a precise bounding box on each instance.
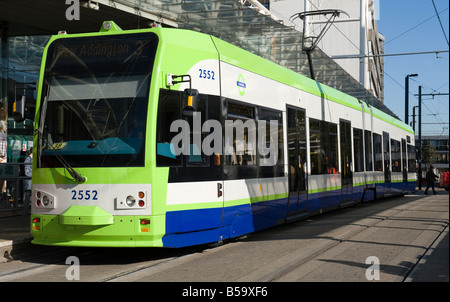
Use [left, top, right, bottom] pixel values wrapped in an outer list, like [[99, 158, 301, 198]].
[[4, 0, 397, 118], [120, 0, 396, 117]]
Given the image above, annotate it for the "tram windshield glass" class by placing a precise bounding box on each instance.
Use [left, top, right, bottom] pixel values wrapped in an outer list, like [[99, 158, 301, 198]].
[[38, 33, 158, 168]]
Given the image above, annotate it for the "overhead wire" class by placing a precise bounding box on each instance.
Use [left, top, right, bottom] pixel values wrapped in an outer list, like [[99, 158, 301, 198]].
[[431, 0, 449, 46], [385, 6, 448, 45], [410, 78, 449, 134], [290, 1, 448, 135]]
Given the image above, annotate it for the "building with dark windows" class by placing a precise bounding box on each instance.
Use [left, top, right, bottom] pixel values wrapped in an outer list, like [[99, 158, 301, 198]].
[[418, 135, 449, 170]]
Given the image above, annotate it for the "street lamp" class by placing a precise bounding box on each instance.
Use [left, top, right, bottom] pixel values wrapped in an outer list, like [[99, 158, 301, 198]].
[[405, 73, 418, 125]]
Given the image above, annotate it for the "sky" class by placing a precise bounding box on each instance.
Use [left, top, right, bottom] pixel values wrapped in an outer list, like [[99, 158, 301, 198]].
[[377, 0, 449, 137]]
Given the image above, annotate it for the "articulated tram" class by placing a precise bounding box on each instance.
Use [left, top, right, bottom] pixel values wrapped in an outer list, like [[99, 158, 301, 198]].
[[28, 21, 416, 247]]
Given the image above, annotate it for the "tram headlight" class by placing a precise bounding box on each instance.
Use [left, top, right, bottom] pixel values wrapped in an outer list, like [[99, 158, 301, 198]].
[[126, 195, 136, 207], [103, 21, 112, 31], [42, 195, 50, 207]]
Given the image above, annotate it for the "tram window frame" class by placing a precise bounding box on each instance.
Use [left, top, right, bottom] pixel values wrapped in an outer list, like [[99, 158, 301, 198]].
[[329, 124, 339, 174], [364, 130, 373, 171], [383, 132, 391, 175], [407, 144, 416, 172], [185, 96, 209, 167], [309, 118, 339, 175], [156, 89, 183, 167], [156, 89, 211, 167], [373, 133, 383, 171], [353, 128, 364, 172], [401, 138, 407, 174], [225, 101, 257, 167], [309, 119, 321, 175], [391, 139, 401, 172], [259, 107, 284, 177]]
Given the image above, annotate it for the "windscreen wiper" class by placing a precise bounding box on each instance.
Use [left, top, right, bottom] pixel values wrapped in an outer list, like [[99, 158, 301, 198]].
[[35, 129, 86, 183]]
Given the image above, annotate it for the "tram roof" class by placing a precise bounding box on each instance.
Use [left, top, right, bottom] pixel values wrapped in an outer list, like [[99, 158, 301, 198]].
[[1, 0, 398, 119]]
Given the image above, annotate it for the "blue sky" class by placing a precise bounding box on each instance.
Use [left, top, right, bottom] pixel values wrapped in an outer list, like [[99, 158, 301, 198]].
[[377, 0, 449, 136]]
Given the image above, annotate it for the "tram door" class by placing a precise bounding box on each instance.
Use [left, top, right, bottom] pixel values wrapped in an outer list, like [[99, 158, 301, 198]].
[[287, 107, 308, 214], [340, 120, 353, 203]]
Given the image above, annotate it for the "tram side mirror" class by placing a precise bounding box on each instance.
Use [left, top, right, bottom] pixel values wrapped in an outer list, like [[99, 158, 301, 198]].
[[182, 89, 199, 117], [13, 95, 26, 123]]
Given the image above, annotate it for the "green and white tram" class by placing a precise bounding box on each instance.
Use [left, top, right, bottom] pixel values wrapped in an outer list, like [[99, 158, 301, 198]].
[[28, 21, 416, 247]]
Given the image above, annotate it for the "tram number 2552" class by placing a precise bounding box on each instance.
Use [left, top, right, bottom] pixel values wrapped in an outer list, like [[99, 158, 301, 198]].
[[199, 69, 215, 80], [71, 190, 98, 201]]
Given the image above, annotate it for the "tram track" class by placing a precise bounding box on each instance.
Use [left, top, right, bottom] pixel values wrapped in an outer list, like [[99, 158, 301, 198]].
[[102, 194, 446, 282], [227, 194, 449, 282], [102, 250, 203, 282], [0, 246, 89, 281], [263, 196, 449, 282], [0, 242, 206, 282], [264, 225, 375, 282], [402, 224, 449, 282], [236, 209, 402, 282]]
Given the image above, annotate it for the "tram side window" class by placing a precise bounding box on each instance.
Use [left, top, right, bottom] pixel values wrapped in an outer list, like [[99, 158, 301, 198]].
[[156, 89, 182, 166], [364, 130, 373, 171], [259, 108, 284, 169], [225, 102, 257, 166], [391, 139, 401, 172], [156, 89, 210, 167], [309, 119, 338, 175], [353, 128, 364, 172], [328, 124, 339, 174], [373, 133, 383, 171], [309, 120, 320, 174], [407, 144, 416, 172], [383, 132, 391, 175], [402, 138, 407, 174], [185, 98, 208, 166]]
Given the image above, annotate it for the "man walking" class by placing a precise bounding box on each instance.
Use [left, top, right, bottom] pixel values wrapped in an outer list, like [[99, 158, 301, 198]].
[[424, 165, 439, 195]]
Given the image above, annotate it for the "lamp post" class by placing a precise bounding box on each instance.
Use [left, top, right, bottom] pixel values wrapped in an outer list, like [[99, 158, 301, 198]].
[[418, 86, 422, 190], [405, 74, 418, 125]]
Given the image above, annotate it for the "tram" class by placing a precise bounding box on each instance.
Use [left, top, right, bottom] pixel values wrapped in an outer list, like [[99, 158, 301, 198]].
[[27, 21, 416, 248]]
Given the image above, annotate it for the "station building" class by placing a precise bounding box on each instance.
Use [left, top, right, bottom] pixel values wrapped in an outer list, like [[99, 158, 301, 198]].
[[418, 134, 449, 175]]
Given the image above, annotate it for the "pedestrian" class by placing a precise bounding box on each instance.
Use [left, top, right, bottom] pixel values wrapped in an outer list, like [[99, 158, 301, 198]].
[[23, 148, 33, 203], [0, 120, 6, 206], [424, 165, 438, 195]]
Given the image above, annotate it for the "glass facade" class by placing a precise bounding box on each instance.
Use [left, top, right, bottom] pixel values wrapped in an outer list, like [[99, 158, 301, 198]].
[[1, 35, 50, 162], [1, 34, 50, 210]]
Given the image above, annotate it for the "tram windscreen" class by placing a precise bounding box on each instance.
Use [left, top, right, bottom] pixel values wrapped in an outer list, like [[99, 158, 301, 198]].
[[38, 33, 158, 168]]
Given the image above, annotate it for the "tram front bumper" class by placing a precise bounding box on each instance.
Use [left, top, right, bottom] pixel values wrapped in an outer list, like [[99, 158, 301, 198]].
[[30, 212, 165, 247], [58, 205, 114, 226]]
